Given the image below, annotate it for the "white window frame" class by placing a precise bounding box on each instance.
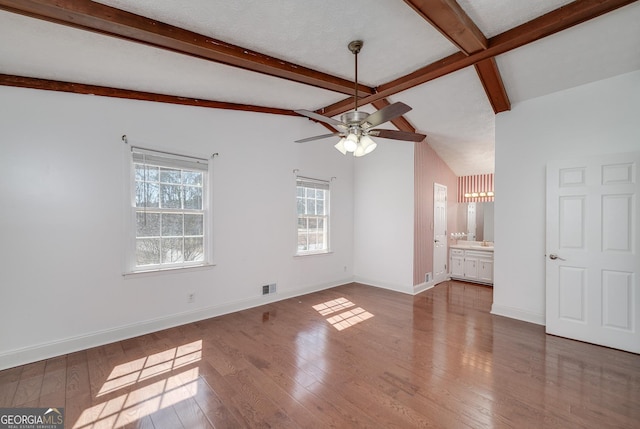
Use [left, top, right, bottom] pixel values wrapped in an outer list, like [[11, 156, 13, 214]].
[[295, 176, 331, 256], [125, 146, 212, 274]]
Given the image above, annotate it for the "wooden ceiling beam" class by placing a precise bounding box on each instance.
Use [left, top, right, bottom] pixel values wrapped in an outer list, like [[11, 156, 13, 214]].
[[475, 61, 511, 113], [0, 0, 374, 97], [474, 58, 510, 113], [403, 0, 488, 53], [3, 0, 633, 118], [403, 0, 511, 114], [0, 74, 298, 116], [321, 0, 636, 117]]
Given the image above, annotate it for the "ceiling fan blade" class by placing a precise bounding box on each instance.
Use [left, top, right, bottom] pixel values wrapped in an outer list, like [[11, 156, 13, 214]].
[[360, 102, 412, 129], [295, 133, 340, 143], [369, 129, 426, 142], [295, 110, 346, 128]]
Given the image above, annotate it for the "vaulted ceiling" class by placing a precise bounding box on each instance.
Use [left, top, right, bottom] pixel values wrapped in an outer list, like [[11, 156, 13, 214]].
[[1, 0, 639, 175]]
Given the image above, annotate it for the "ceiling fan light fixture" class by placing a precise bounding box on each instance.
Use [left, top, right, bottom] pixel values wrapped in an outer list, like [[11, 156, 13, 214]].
[[360, 135, 377, 155], [344, 133, 358, 152], [355, 135, 376, 157], [334, 137, 347, 155]]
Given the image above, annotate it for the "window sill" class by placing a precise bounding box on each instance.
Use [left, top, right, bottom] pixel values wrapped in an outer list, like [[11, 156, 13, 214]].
[[294, 250, 333, 258], [123, 263, 216, 279]]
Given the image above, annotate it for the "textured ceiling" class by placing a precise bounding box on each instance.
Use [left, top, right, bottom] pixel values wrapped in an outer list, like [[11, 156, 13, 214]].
[[93, 0, 459, 85], [496, 4, 640, 103], [457, 0, 575, 38], [1, 0, 639, 175]]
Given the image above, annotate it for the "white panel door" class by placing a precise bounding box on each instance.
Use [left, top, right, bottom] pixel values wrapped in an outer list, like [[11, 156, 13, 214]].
[[433, 183, 448, 283], [546, 152, 640, 353]]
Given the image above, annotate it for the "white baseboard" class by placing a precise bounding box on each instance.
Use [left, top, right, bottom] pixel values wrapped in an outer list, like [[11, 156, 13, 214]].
[[413, 275, 452, 295], [0, 278, 350, 371], [412, 280, 435, 295], [354, 277, 439, 296], [491, 303, 545, 326], [352, 276, 413, 295]]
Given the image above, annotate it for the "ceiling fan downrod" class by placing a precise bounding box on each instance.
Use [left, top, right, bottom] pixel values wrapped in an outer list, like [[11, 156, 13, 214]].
[[348, 40, 363, 112]]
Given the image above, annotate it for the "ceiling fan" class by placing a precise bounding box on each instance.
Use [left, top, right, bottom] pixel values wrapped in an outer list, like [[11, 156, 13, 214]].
[[295, 40, 426, 157]]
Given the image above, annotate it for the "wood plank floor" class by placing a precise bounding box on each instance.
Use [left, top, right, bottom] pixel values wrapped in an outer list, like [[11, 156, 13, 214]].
[[1, 281, 639, 428]]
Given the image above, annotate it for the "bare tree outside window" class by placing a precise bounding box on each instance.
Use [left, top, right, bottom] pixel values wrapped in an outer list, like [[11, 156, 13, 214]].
[[131, 148, 208, 271]]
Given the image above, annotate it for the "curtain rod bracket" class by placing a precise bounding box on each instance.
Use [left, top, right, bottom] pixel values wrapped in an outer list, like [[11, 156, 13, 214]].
[[122, 135, 128, 144]]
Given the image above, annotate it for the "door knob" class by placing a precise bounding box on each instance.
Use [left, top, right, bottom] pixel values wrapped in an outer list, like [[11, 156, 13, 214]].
[[549, 254, 566, 261]]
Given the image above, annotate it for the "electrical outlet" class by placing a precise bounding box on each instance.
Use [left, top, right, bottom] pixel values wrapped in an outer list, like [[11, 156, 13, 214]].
[[187, 292, 195, 303]]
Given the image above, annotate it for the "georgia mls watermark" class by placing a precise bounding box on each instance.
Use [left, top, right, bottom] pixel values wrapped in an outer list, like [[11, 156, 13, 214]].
[[0, 408, 64, 429]]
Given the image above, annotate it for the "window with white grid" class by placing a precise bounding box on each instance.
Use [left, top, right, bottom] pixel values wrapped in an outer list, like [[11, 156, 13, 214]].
[[130, 147, 209, 272], [296, 177, 330, 255]]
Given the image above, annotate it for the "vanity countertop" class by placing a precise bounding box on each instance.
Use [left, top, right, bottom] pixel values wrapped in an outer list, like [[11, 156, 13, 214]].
[[450, 242, 494, 252]]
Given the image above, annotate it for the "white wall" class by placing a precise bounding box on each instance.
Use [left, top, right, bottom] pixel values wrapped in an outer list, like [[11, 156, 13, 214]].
[[353, 140, 415, 293], [493, 70, 640, 324], [0, 86, 355, 369]]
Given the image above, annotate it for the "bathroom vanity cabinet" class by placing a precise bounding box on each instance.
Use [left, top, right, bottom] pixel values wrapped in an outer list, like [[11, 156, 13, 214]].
[[449, 245, 493, 285]]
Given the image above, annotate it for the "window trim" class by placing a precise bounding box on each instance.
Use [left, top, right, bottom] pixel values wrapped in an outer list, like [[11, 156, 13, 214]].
[[124, 145, 213, 275], [295, 176, 331, 256], [123, 262, 215, 279]]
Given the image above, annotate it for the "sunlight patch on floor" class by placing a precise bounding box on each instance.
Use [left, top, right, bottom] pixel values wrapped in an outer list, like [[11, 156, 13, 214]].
[[98, 340, 202, 396], [74, 340, 202, 429], [312, 297, 355, 316], [74, 367, 199, 429], [326, 307, 374, 330], [313, 298, 374, 330]]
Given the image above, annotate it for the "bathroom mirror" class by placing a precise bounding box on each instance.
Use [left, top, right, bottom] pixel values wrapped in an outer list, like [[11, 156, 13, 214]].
[[456, 202, 494, 241]]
